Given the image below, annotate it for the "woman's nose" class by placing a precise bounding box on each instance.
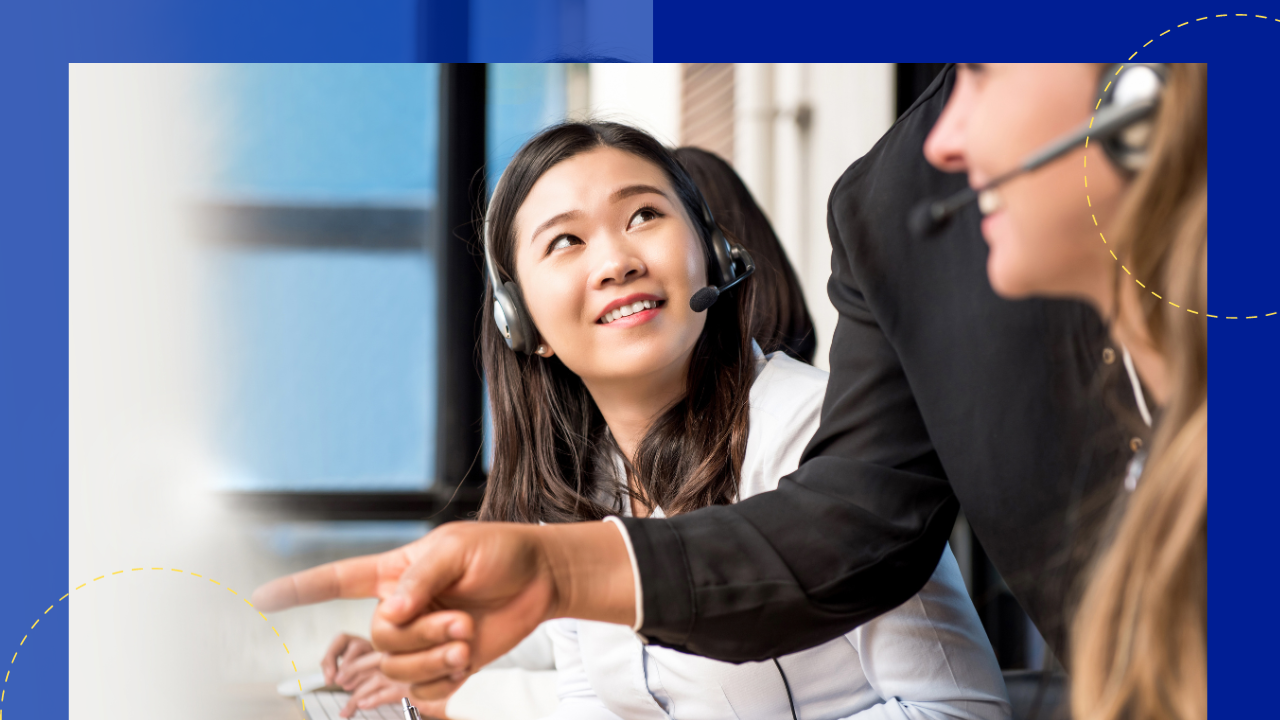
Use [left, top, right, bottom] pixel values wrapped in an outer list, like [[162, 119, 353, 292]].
[[589, 236, 646, 287], [923, 82, 971, 174]]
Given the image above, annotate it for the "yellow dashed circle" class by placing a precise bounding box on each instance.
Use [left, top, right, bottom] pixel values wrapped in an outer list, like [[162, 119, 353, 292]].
[[1090, 14, 1277, 320], [1, 567, 305, 716]]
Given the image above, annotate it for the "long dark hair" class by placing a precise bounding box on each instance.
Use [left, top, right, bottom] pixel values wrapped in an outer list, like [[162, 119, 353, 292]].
[[477, 121, 757, 523], [674, 146, 816, 363]]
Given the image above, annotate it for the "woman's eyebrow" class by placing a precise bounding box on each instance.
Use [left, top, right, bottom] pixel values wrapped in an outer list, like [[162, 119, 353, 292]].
[[528, 186, 668, 244], [611, 184, 669, 202], [530, 209, 583, 244]]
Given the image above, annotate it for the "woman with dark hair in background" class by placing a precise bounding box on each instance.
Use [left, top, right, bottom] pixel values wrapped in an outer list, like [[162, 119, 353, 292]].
[[674, 146, 816, 363]]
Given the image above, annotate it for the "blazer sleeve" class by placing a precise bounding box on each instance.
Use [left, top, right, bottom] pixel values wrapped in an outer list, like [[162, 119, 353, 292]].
[[616, 69, 961, 663], [539, 619, 626, 720], [618, 215, 957, 661]]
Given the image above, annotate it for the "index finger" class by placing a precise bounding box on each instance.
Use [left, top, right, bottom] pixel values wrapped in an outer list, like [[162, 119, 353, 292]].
[[252, 553, 384, 611]]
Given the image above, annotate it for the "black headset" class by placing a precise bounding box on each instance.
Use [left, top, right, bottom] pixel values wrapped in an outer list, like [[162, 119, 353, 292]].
[[1097, 62, 1167, 173], [911, 62, 1168, 237], [484, 175, 755, 355]]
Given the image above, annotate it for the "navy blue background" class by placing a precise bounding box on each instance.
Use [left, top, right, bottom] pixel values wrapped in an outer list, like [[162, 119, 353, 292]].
[[0, 0, 1262, 716]]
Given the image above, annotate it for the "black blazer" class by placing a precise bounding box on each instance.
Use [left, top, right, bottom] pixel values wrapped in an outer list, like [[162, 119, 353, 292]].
[[618, 64, 1137, 664]]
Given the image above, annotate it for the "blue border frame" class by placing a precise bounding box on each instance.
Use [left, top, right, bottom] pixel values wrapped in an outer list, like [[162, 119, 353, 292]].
[[1, 0, 1262, 716]]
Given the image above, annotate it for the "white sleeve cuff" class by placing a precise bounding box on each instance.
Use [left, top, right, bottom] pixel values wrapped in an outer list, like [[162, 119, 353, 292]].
[[602, 516, 644, 633]]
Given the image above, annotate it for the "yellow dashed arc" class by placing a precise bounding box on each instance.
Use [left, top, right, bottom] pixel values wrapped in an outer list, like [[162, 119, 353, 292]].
[[1092, 13, 1277, 319], [2, 567, 306, 714]]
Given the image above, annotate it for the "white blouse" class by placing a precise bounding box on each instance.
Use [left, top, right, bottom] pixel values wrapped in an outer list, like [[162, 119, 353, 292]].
[[540, 348, 1012, 720]]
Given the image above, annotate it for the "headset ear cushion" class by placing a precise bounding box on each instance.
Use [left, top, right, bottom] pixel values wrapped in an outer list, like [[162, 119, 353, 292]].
[[1098, 63, 1165, 173], [503, 280, 537, 355], [709, 226, 736, 286]]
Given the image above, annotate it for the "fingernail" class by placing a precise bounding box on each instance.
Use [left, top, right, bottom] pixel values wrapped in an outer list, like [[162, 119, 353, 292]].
[[448, 621, 468, 639], [446, 645, 466, 668], [451, 670, 468, 682], [386, 591, 412, 614]]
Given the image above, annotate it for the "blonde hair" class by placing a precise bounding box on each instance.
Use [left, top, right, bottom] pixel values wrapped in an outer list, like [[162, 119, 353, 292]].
[[1071, 64, 1207, 720]]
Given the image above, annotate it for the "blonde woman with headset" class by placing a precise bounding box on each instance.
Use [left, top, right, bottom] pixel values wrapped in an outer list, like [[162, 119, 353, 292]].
[[921, 63, 1205, 720]]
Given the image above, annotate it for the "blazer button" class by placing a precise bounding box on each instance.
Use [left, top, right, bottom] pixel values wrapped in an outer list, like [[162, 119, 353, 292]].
[[1102, 347, 1116, 365]]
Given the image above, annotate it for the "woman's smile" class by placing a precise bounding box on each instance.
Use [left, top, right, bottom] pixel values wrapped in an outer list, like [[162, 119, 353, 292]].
[[596, 293, 666, 327], [978, 188, 1008, 243]]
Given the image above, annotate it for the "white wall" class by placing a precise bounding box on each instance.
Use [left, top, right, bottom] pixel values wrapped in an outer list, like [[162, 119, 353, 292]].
[[586, 62, 682, 145], [71, 61, 220, 720], [805, 63, 895, 368], [737, 63, 895, 369], [733, 63, 776, 221]]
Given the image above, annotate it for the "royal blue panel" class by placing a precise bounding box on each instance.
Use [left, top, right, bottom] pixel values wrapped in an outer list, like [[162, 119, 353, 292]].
[[581, 0, 654, 62], [653, 0, 1235, 60], [1, 7, 72, 720], [62, 0, 419, 61], [466, 0, 653, 61]]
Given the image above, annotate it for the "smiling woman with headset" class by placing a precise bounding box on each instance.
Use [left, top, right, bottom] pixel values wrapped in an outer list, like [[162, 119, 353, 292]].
[[254, 65, 1206, 720], [472, 121, 1008, 720]]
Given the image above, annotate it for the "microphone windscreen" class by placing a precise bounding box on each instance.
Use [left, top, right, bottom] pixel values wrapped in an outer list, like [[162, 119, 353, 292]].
[[689, 286, 720, 312], [907, 200, 940, 239]]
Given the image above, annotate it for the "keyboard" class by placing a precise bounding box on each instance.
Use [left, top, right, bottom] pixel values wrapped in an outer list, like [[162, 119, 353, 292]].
[[297, 691, 406, 720]]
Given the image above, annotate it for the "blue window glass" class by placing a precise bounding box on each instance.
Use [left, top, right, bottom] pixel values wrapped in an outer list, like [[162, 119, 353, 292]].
[[487, 64, 568, 191], [208, 64, 439, 491], [213, 63, 438, 202], [481, 64, 570, 473]]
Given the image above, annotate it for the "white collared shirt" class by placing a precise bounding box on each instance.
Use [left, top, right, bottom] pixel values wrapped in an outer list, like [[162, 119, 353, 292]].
[[547, 346, 1012, 720]]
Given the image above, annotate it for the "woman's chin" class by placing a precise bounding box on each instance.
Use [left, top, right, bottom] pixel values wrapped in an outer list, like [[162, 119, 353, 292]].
[[576, 340, 694, 386], [981, 218, 1035, 299], [985, 252, 1035, 300]]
